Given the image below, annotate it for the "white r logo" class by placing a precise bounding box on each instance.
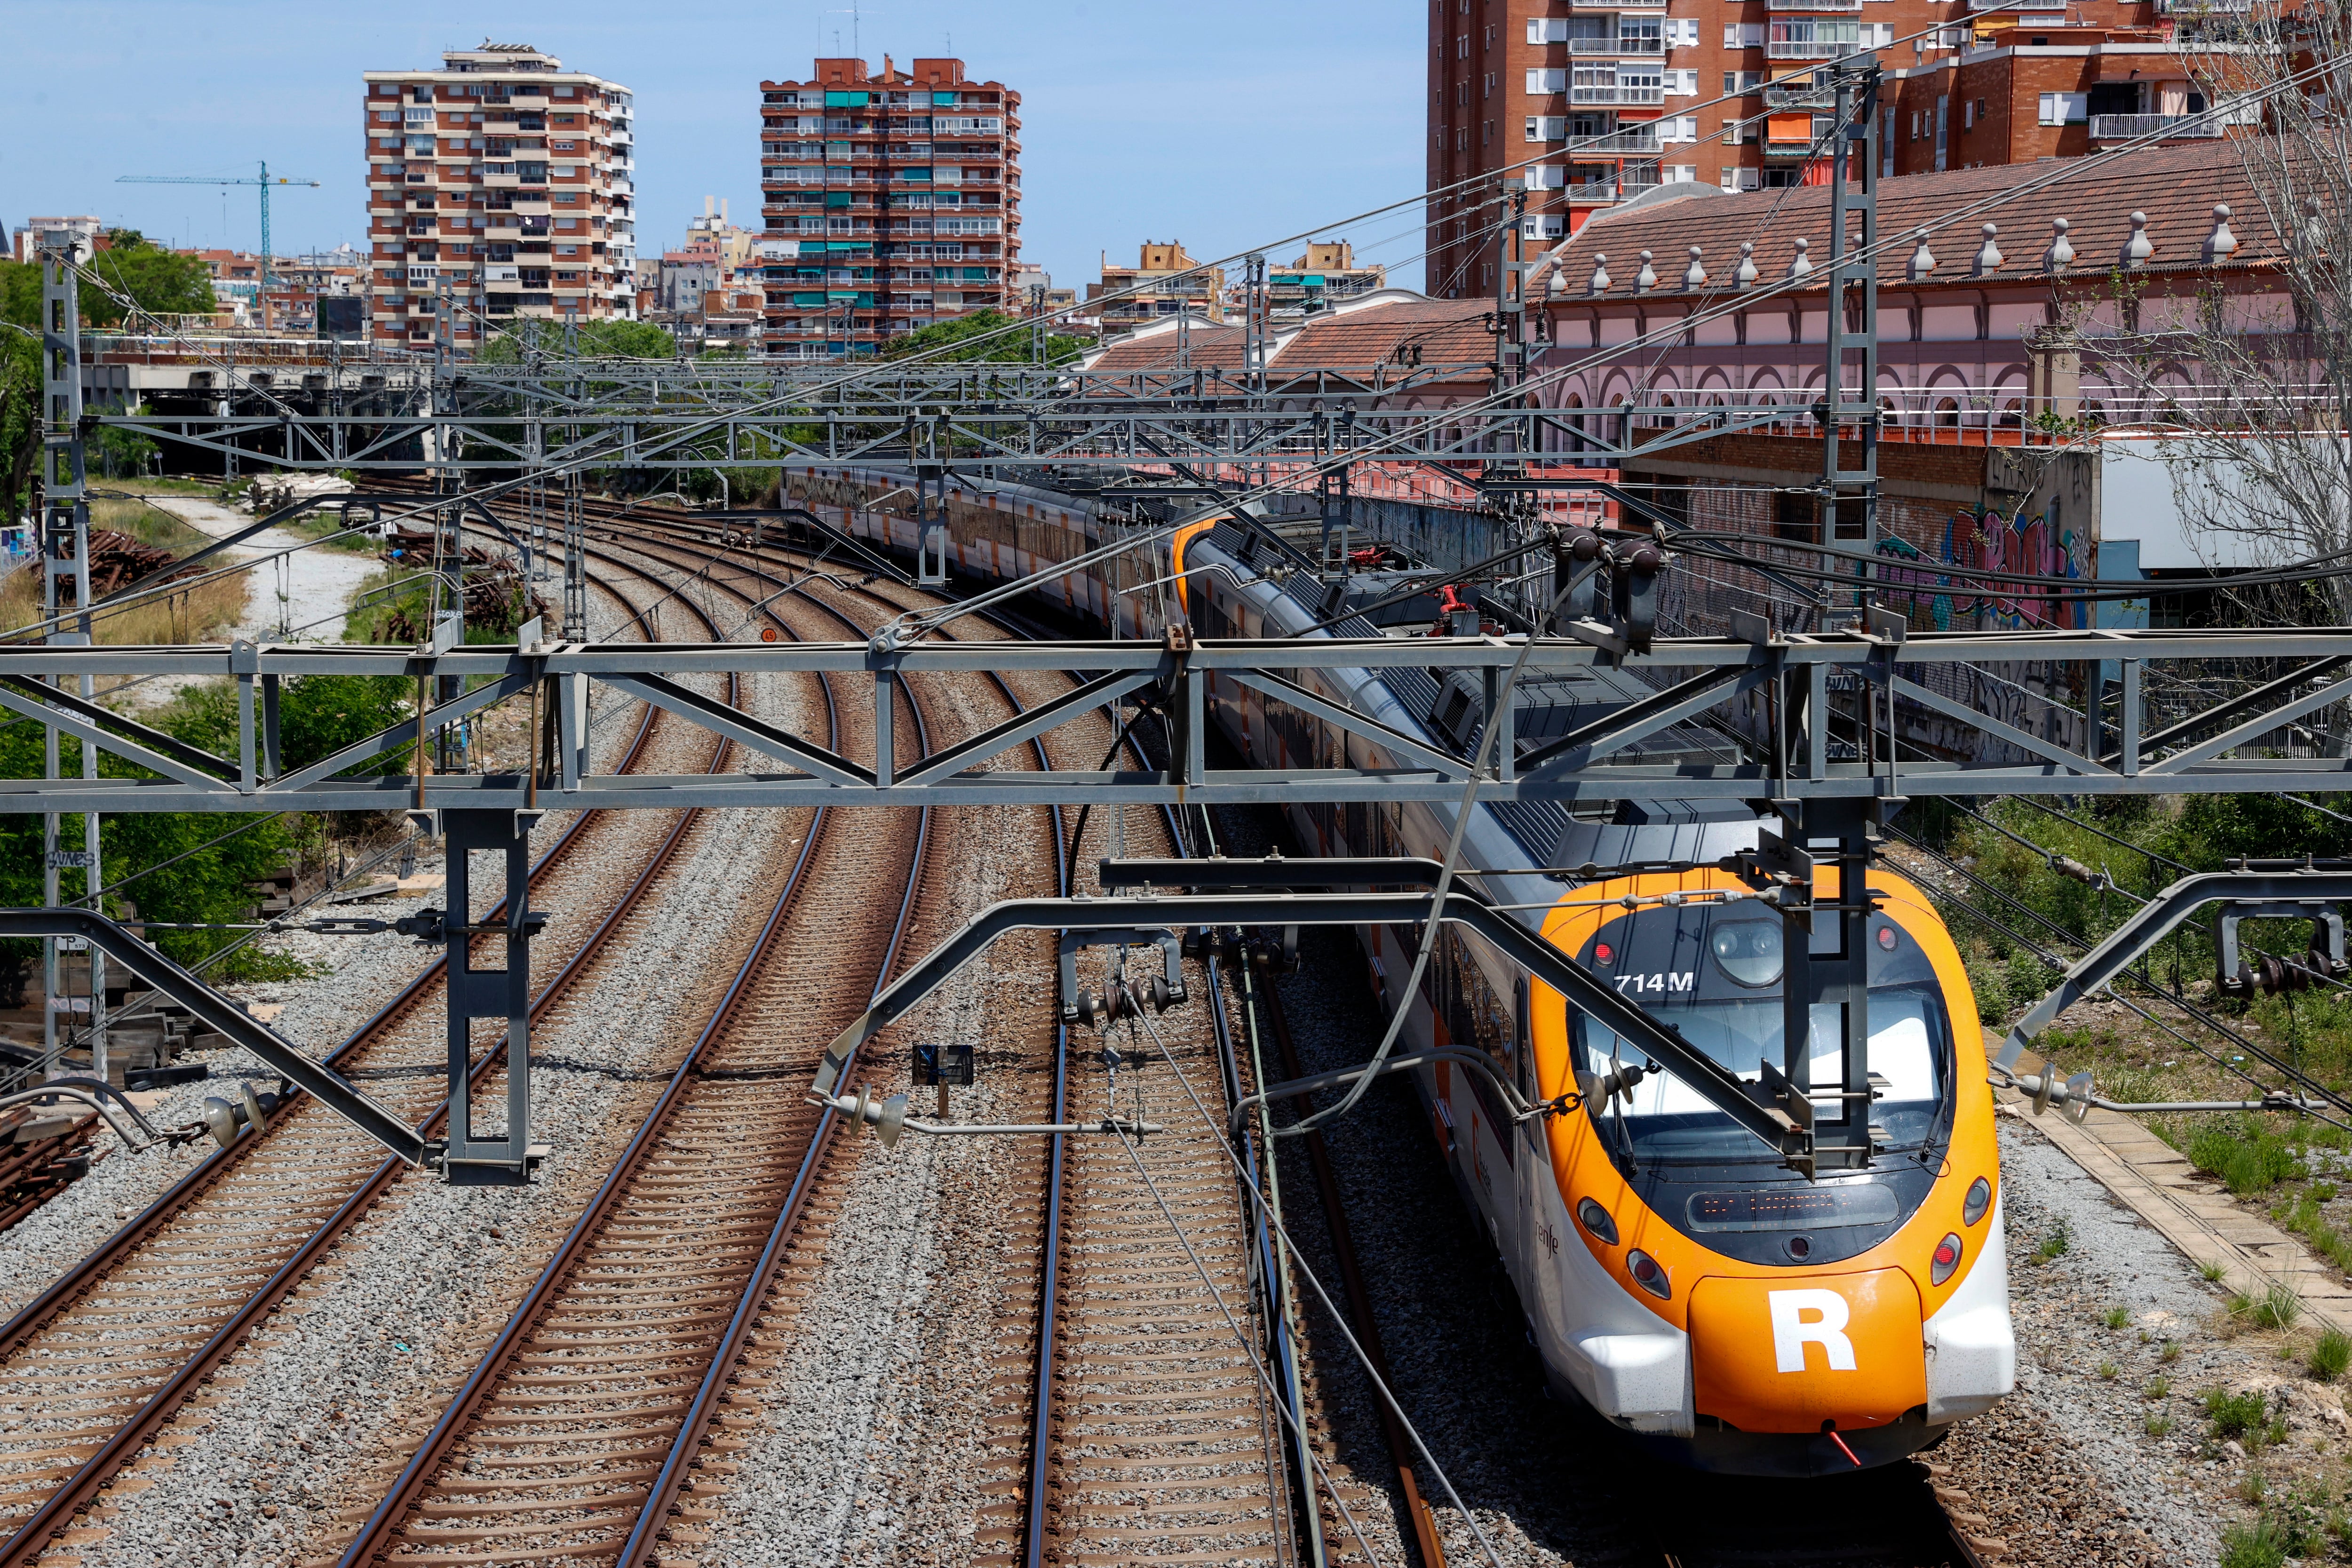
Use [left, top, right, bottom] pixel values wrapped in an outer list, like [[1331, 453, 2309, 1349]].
[[1768, 1289, 1858, 1373]]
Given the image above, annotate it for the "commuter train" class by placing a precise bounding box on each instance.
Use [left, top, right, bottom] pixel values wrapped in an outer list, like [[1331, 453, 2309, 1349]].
[[819, 469, 2014, 1477]]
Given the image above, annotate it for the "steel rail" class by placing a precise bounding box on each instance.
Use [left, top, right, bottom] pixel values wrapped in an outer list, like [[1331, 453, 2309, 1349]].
[[1253, 973, 1450, 1568], [333, 535, 930, 1566], [0, 557, 709, 1560], [610, 555, 938, 1568], [578, 524, 1090, 1568], [628, 530, 1216, 1568]]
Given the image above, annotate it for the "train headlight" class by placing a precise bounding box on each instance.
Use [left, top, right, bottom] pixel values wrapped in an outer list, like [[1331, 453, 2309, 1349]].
[[1626, 1248, 1671, 1300], [1962, 1176, 1992, 1226], [1931, 1233, 1963, 1286], [1576, 1197, 1619, 1246]]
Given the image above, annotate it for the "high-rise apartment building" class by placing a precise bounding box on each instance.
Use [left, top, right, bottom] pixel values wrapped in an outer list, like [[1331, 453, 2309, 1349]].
[[757, 56, 1021, 357], [1426, 0, 2208, 298], [363, 42, 638, 348]]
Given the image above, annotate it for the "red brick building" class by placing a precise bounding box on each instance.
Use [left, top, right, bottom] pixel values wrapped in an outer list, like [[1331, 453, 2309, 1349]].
[[362, 42, 638, 349], [1426, 0, 2221, 298], [756, 56, 1022, 357]]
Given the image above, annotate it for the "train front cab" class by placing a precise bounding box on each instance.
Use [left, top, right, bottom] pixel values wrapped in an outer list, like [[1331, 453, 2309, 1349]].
[[1520, 863, 2013, 1477]]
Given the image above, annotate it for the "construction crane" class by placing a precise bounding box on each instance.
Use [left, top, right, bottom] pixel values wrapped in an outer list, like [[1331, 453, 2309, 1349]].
[[114, 161, 321, 328]]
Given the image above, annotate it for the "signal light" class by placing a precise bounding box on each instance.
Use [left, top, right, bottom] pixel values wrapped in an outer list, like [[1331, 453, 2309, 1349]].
[[1962, 1176, 1991, 1226], [1594, 942, 1615, 966], [1876, 925, 1898, 950], [1931, 1233, 1963, 1286], [1627, 1248, 1671, 1300], [1576, 1197, 1618, 1245]]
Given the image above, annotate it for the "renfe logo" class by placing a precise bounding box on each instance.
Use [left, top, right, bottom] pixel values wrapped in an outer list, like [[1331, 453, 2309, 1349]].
[[1768, 1289, 1859, 1373]]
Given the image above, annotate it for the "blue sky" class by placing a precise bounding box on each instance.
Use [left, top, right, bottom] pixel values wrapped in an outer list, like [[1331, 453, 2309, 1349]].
[[0, 0, 1429, 292]]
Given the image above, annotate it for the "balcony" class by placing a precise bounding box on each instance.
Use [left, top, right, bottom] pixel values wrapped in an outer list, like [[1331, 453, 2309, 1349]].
[[1767, 39, 1857, 57], [1571, 84, 1666, 105], [2156, 0, 2254, 9], [1567, 34, 1664, 52], [2089, 112, 2225, 138], [1578, 129, 1663, 154], [1770, 0, 1863, 8], [1566, 180, 1623, 200]]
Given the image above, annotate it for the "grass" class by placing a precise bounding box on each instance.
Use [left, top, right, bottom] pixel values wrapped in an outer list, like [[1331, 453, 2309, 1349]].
[[2229, 1285, 2304, 1331], [2207, 1387, 2271, 1441], [2162, 1339, 2184, 1363], [2034, 1218, 2073, 1264], [2101, 1305, 2130, 1329], [2203, 1260, 2232, 1284], [2145, 1376, 2173, 1401], [2191, 1120, 2310, 1196], [2313, 1329, 2352, 1382], [2145, 1412, 2175, 1437], [2097, 1359, 2119, 1380], [1, 554, 246, 646]]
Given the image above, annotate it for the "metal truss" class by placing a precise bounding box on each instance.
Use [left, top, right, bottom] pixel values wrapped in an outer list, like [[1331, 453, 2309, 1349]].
[[100, 397, 1799, 475], [7, 624, 2352, 815]]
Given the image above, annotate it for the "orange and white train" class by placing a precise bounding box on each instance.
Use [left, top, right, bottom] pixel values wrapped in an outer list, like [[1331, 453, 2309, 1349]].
[[836, 475, 2016, 1475]]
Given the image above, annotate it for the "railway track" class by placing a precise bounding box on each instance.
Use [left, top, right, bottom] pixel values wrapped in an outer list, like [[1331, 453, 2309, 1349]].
[[0, 559, 742, 1563], [617, 534, 1307, 1567], [326, 541, 945, 1565]]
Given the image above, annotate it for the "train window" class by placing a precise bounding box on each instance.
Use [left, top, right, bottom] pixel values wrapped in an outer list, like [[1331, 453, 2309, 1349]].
[[1430, 930, 1518, 1164], [1573, 902, 1951, 1162]]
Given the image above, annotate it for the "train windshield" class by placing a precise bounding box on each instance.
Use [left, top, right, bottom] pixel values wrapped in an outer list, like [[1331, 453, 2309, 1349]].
[[1571, 901, 1952, 1164]]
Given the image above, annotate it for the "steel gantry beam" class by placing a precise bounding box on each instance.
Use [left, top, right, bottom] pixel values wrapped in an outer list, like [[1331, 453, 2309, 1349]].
[[94, 399, 1799, 475], [6, 624, 2352, 813]]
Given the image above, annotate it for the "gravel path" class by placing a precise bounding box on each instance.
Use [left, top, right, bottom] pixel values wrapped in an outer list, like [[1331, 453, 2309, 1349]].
[[143, 494, 380, 645]]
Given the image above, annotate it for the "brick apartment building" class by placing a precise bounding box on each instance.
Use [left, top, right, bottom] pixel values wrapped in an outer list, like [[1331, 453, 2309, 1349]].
[[1426, 0, 2222, 297], [362, 41, 639, 348], [757, 56, 1022, 357]]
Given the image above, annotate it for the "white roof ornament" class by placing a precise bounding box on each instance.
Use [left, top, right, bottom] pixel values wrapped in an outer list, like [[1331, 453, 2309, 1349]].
[[1787, 236, 1814, 281], [1735, 240, 1758, 290], [1635, 249, 1658, 292], [1972, 223, 2002, 277], [1589, 252, 1612, 295], [2303, 195, 2328, 256], [1683, 245, 1708, 288], [1548, 259, 1569, 296], [2121, 210, 2154, 269], [2204, 203, 2239, 263], [1907, 228, 1937, 283], [2043, 217, 2075, 273]]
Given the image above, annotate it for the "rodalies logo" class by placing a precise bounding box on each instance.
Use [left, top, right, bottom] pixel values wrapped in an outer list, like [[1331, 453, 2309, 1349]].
[[1768, 1289, 1858, 1373]]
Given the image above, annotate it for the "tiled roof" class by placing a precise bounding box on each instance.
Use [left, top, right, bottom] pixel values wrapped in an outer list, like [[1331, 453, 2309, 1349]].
[[1085, 323, 1248, 374], [1269, 298, 1494, 374], [1547, 140, 2284, 302]]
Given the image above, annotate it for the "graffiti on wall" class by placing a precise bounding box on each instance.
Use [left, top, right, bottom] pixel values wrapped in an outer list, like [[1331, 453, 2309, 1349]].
[[1875, 508, 2089, 632]]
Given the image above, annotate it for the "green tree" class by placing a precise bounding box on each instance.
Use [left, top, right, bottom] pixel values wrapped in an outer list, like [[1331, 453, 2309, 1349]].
[[0, 674, 417, 977], [477, 318, 677, 363], [79, 231, 215, 328], [879, 308, 1087, 365]]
